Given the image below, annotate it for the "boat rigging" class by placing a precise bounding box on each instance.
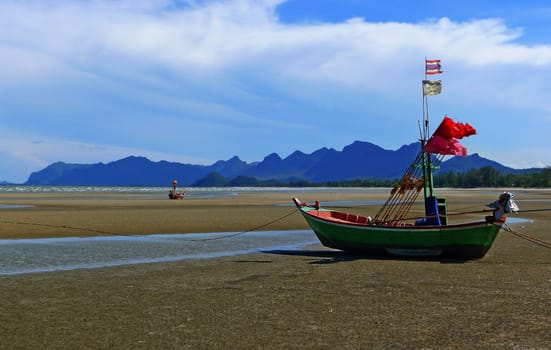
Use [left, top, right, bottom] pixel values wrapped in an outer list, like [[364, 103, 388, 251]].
[[293, 59, 520, 259]]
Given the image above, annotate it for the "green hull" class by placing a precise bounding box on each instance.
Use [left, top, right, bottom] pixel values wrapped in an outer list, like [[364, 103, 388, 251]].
[[299, 206, 504, 259]]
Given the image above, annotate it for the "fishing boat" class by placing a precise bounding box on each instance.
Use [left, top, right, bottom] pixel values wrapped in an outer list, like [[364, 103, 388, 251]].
[[168, 190, 185, 200], [168, 179, 185, 200], [293, 59, 519, 259]]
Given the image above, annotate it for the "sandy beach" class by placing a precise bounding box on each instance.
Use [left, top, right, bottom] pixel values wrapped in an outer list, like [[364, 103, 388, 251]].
[[0, 188, 549, 349]]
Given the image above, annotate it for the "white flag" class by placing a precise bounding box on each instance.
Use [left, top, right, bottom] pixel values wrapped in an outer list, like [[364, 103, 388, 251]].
[[423, 80, 442, 96]]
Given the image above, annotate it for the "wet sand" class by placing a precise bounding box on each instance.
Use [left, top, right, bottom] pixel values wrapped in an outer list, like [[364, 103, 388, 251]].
[[0, 189, 549, 349]]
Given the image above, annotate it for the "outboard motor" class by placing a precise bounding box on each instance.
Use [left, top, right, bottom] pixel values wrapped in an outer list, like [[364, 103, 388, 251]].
[[487, 192, 519, 220]]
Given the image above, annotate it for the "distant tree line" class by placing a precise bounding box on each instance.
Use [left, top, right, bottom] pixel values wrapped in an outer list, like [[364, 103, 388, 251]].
[[326, 166, 551, 188], [434, 166, 551, 188], [323, 178, 397, 187], [192, 172, 398, 187], [192, 167, 551, 188]]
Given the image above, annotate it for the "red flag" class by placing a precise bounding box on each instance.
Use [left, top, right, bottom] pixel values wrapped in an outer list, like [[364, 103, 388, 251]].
[[424, 135, 467, 156], [433, 116, 476, 139]]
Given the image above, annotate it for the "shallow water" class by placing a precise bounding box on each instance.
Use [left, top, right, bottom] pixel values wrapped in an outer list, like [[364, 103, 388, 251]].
[[506, 217, 532, 224], [0, 204, 34, 209], [0, 230, 317, 276]]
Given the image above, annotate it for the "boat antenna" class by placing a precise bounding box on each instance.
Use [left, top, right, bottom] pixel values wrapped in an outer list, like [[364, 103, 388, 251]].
[[422, 57, 431, 199], [373, 58, 444, 224], [421, 58, 443, 200], [422, 58, 429, 141]]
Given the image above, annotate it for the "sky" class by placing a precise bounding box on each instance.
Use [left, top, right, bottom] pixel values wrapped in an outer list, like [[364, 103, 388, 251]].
[[1, 0, 551, 183]]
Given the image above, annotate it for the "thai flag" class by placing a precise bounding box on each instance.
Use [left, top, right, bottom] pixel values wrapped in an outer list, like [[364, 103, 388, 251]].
[[426, 59, 443, 75]]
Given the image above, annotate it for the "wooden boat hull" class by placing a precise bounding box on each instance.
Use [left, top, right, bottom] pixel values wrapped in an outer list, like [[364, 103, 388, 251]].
[[168, 192, 185, 200], [297, 204, 504, 259]]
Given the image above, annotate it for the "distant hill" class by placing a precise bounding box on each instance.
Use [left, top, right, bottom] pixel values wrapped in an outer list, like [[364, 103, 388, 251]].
[[25, 156, 249, 186], [439, 153, 512, 174], [25, 140, 529, 186], [240, 141, 421, 182]]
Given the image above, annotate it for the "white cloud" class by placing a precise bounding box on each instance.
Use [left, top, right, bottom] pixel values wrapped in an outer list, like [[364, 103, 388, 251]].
[[1, 1, 550, 93], [2, 1, 551, 77]]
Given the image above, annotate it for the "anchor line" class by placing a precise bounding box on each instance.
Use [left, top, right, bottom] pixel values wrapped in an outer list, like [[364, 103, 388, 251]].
[[376, 207, 551, 225], [500, 223, 551, 249], [512, 208, 551, 213], [0, 208, 299, 242], [377, 209, 492, 224], [0, 219, 128, 237], [188, 209, 299, 242]]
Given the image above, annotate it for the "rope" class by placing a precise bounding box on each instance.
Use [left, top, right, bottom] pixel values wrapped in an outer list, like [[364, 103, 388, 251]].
[[513, 208, 551, 213], [377, 207, 551, 225], [0, 219, 129, 237], [500, 223, 551, 249], [188, 208, 298, 241], [379, 209, 491, 225], [0, 208, 299, 242]]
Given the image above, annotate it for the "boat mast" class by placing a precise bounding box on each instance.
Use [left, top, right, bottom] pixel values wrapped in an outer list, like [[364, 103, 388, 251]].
[[373, 59, 443, 225], [421, 58, 434, 200]]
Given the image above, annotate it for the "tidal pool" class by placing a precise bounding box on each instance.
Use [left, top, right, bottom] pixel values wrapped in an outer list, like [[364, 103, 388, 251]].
[[0, 230, 317, 276]]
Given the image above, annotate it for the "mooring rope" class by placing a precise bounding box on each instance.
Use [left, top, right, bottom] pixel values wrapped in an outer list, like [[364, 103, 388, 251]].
[[375, 207, 551, 225], [378, 209, 492, 225], [500, 223, 551, 249], [0, 219, 127, 237], [0, 208, 299, 241], [187, 208, 298, 242]]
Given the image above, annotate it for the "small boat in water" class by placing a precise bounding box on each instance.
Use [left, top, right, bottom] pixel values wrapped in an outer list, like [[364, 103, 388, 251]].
[[294, 60, 519, 259]]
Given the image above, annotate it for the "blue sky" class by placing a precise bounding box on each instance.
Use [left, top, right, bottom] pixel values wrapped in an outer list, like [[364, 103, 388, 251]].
[[1, 0, 551, 183]]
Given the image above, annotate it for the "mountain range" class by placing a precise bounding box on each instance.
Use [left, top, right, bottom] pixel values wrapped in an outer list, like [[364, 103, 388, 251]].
[[24, 141, 524, 186]]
